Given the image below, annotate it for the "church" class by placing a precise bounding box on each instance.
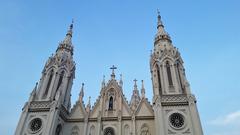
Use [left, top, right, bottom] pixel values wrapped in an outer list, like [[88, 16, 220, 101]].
[[15, 13, 203, 135]]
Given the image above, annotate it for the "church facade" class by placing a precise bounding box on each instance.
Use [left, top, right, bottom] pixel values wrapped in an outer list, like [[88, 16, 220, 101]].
[[15, 14, 203, 135]]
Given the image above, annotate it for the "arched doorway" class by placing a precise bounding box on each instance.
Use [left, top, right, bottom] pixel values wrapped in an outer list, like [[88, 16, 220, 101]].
[[104, 127, 115, 135]]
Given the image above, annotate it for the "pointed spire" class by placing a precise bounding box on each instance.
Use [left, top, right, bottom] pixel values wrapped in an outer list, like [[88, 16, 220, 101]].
[[79, 83, 84, 102], [110, 65, 117, 79], [155, 10, 171, 43], [157, 10, 164, 29], [101, 75, 106, 88], [130, 79, 141, 110], [86, 96, 91, 113], [141, 80, 145, 98], [63, 20, 73, 44], [119, 74, 123, 87], [57, 20, 74, 55], [133, 79, 138, 90]]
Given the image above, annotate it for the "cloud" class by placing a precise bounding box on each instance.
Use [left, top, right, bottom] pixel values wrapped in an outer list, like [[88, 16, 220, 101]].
[[209, 110, 240, 125]]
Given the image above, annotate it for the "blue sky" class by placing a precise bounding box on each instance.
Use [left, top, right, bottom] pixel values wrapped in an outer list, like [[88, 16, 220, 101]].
[[0, 0, 240, 135]]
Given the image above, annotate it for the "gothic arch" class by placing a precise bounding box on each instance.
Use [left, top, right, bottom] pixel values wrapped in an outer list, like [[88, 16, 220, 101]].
[[89, 125, 95, 135], [55, 124, 62, 135], [124, 124, 130, 135], [105, 88, 116, 111], [43, 68, 55, 98], [175, 60, 184, 91], [140, 124, 150, 135], [155, 64, 162, 94], [165, 61, 173, 86], [71, 126, 79, 135]]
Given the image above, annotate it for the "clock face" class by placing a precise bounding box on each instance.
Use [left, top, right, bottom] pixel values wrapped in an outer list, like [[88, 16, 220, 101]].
[[169, 113, 184, 129], [29, 118, 42, 133]]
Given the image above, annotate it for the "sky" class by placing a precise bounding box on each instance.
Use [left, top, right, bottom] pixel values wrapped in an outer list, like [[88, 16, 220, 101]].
[[0, 0, 240, 135]]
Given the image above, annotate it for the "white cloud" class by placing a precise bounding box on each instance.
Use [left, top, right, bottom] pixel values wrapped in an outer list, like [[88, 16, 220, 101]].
[[209, 110, 240, 125]]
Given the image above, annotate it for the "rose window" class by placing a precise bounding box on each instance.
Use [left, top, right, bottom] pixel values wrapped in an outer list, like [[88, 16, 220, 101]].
[[29, 118, 42, 133], [169, 113, 184, 129]]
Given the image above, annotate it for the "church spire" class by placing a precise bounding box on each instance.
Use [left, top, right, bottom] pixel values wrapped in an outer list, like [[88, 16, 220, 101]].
[[155, 10, 172, 44], [57, 21, 74, 55]]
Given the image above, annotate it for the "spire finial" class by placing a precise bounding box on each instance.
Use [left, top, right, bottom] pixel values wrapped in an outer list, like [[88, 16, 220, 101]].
[[101, 75, 106, 88], [57, 20, 74, 54], [87, 96, 91, 107], [133, 79, 138, 90], [119, 74, 123, 87], [79, 83, 84, 101], [157, 9, 164, 29], [154, 10, 172, 43], [86, 96, 91, 113], [141, 80, 145, 98], [110, 65, 117, 79]]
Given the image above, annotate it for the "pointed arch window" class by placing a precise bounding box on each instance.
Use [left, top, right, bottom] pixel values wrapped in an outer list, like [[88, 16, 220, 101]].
[[44, 69, 54, 97], [124, 125, 130, 135], [55, 124, 62, 135], [89, 125, 95, 135], [177, 63, 183, 89], [56, 71, 64, 91], [71, 126, 79, 135], [156, 65, 162, 93], [108, 96, 113, 110], [166, 61, 173, 86]]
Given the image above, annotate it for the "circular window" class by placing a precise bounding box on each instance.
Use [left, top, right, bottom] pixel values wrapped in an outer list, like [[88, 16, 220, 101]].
[[29, 118, 42, 133], [169, 113, 184, 129], [104, 127, 115, 135]]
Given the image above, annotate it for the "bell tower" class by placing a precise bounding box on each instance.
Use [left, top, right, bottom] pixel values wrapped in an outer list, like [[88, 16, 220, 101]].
[[15, 22, 76, 135], [151, 12, 203, 135]]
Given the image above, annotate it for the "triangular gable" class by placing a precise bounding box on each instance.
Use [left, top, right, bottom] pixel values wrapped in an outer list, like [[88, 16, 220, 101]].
[[121, 95, 131, 116], [135, 98, 154, 116], [70, 101, 86, 119], [90, 98, 100, 118]]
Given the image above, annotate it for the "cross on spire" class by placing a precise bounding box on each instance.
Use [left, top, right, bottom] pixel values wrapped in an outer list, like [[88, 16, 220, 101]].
[[133, 79, 137, 84], [110, 65, 117, 73], [110, 65, 117, 79]]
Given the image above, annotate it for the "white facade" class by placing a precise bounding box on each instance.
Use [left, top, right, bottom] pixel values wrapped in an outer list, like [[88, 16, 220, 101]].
[[15, 14, 203, 135]]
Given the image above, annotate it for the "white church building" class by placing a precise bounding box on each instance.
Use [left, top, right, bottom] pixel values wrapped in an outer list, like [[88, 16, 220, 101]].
[[15, 13, 203, 135]]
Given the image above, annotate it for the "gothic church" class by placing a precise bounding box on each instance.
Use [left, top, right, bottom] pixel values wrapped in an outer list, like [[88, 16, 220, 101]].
[[15, 14, 203, 135]]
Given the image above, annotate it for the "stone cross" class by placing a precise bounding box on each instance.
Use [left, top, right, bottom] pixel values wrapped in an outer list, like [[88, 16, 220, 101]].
[[110, 65, 117, 74]]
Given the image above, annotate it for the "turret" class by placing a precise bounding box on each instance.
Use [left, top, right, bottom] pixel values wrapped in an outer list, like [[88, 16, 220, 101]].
[[130, 79, 141, 111], [150, 12, 190, 102], [34, 22, 76, 110]]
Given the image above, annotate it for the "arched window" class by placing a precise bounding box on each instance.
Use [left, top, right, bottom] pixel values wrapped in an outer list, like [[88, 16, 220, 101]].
[[108, 96, 113, 110], [55, 124, 62, 135], [140, 124, 150, 135], [89, 125, 95, 135], [56, 71, 64, 91], [166, 61, 173, 86], [177, 63, 183, 89], [71, 126, 79, 135], [104, 127, 115, 135], [44, 69, 54, 97], [124, 125, 130, 135], [156, 65, 162, 94]]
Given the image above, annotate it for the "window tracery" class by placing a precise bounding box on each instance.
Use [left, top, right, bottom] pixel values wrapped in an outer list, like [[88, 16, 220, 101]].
[[166, 61, 173, 86], [104, 127, 114, 135], [44, 69, 54, 97]]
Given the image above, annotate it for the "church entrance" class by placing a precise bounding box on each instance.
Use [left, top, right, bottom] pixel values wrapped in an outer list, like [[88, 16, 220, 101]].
[[104, 127, 115, 135]]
